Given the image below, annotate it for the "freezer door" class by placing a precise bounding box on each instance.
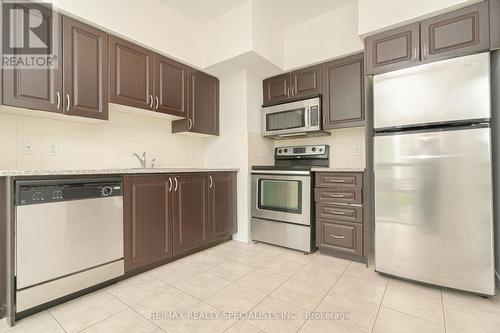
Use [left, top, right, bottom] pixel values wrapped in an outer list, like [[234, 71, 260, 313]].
[[374, 127, 495, 295], [373, 53, 490, 129]]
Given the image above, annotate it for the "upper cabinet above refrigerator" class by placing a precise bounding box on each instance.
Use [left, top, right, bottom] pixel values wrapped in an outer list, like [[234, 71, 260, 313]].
[[373, 52, 490, 130]]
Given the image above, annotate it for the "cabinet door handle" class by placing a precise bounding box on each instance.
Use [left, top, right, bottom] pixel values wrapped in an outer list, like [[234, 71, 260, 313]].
[[149, 94, 154, 108], [209, 176, 213, 188], [188, 118, 193, 130], [56, 91, 61, 110], [66, 94, 70, 112], [168, 177, 172, 192], [331, 234, 345, 239], [292, 87, 295, 97], [174, 177, 178, 191], [155, 96, 159, 110]]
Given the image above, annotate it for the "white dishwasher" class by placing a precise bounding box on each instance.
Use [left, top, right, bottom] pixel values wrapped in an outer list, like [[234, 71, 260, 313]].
[[15, 178, 124, 313]]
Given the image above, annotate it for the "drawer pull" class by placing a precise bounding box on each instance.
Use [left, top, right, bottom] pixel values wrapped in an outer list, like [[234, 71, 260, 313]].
[[331, 234, 345, 239], [327, 194, 345, 198], [329, 179, 346, 183], [327, 210, 346, 215]]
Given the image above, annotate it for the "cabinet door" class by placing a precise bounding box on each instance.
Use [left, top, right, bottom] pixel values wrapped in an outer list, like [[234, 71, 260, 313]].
[[262, 73, 291, 106], [173, 174, 209, 255], [123, 176, 172, 272], [208, 173, 236, 242], [322, 53, 364, 129], [365, 23, 420, 75], [189, 69, 219, 135], [491, 0, 500, 50], [109, 36, 155, 110], [154, 55, 187, 117], [421, 1, 489, 61], [62, 17, 108, 120], [2, 9, 63, 112], [291, 65, 322, 99]]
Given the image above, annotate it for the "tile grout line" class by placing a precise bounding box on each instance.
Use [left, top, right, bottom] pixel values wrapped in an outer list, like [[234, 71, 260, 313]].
[[369, 275, 389, 333], [440, 289, 447, 333], [47, 310, 69, 333], [295, 259, 351, 333]]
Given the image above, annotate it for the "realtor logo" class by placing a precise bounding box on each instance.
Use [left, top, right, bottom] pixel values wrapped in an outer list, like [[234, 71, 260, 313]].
[[2, 0, 58, 69]]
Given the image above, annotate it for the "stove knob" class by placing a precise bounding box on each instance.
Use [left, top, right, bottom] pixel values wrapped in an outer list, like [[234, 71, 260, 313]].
[[284, 148, 288, 153], [278, 149, 283, 154], [312, 147, 317, 152], [101, 186, 112, 196], [319, 148, 323, 152]]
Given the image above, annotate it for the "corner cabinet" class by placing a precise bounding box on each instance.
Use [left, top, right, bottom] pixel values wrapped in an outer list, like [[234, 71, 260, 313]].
[[172, 69, 220, 136], [322, 53, 365, 129], [123, 172, 236, 274]]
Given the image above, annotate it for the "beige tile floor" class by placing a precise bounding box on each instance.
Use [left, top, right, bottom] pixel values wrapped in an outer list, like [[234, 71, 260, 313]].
[[1, 240, 500, 333]]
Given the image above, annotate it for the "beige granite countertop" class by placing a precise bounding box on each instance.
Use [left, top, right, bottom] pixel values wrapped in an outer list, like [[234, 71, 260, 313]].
[[0, 168, 239, 177], [311, 167, 365, 172]]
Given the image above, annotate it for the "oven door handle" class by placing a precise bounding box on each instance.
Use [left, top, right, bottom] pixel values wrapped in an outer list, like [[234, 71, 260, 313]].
[[251, 170, 310, 176]]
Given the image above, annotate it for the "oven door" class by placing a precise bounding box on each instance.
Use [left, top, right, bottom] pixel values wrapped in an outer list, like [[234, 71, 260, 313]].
[[251, 172, 311, 225]]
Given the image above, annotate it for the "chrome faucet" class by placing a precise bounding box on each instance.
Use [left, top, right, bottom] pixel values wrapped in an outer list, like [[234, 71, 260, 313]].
[[151, 158, 156, 168], [132, 151, 147, 168]]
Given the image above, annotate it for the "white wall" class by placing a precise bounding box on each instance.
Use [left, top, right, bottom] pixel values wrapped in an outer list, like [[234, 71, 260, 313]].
[[0, 106, 206, 170], [200, 2, 253, 68], [52, 0, 201, 65], [283, 1, 363, 70], [251, 1, 284, 69], [358, 0, 482, 36], [204, 71, 251, 242]]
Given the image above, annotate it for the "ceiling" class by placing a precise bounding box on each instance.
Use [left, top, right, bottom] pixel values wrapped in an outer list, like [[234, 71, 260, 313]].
[[161, 0, 355, 27]]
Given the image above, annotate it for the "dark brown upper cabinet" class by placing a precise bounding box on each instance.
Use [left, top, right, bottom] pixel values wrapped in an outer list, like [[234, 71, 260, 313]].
[[172, 69, 219, 136], [172, 174, 209, 255], [2, 9, 63, 113], [208, 173, 237, 242], [155, 55, 187, 117], [123, 175, 173, 272], [491, 0, 500, 50], [263, 73, 291, 106], [63, 17, 108, 120], [365, 23, 420, 75], [109, 36, 155, 111], [421, 1, 489, 61], [290, 65, 322, 100], [322, 53, 365, 129], [262, 65, 322, 106]]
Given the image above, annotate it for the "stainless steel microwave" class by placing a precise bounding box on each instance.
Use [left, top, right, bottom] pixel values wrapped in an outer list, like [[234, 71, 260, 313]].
[[262, 97, 321, 138]]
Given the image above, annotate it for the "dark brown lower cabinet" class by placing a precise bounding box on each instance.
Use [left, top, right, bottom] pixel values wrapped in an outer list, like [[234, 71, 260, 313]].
[[172, 174, 209, 254], [124, 172, 237, 273], [208, 173, 237, 242], [123, 175, 172, 272]]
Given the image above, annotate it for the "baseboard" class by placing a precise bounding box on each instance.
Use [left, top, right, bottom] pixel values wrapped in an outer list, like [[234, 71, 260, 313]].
[[232, 233, 250, 243]]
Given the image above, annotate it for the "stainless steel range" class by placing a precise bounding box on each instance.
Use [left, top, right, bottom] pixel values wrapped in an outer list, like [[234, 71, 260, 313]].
[[251, 144, 329, 253]]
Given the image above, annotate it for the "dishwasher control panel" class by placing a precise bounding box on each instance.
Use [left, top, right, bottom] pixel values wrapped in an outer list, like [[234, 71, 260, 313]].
[[16, 178, 122, 206]]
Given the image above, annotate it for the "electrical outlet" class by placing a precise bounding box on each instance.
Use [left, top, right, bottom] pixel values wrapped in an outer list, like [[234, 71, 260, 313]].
[[190, 151, 196, 160], [22, 141, 35, 155], [48, 141, 59, 156], [353, 145, 361, 156]]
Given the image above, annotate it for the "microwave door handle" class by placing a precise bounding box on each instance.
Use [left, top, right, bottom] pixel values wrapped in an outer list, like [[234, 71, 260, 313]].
[[305, 106, 310, 128]]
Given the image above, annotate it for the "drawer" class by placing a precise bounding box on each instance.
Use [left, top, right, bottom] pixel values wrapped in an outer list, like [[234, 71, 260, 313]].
[[316, 203, 362, 223], [315, 188, 362, 204], [315, 172, 363, 188], [316, 219, 362, 256]]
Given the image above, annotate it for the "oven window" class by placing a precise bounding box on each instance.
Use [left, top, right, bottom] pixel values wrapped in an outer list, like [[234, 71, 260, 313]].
[[258, 179, 302, 213], [266, 108, 306, 131]]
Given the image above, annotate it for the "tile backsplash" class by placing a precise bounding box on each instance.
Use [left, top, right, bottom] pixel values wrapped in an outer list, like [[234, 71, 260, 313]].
[[0, 105, 207, 171], [273, 127, 366, 169]]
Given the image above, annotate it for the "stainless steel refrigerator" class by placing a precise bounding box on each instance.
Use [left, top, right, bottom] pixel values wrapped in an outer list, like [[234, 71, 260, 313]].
[[373, 52, 496, 296]]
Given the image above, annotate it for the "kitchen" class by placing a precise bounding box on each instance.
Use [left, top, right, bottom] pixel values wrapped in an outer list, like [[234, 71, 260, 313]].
[[0, 0, 499, 332]]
